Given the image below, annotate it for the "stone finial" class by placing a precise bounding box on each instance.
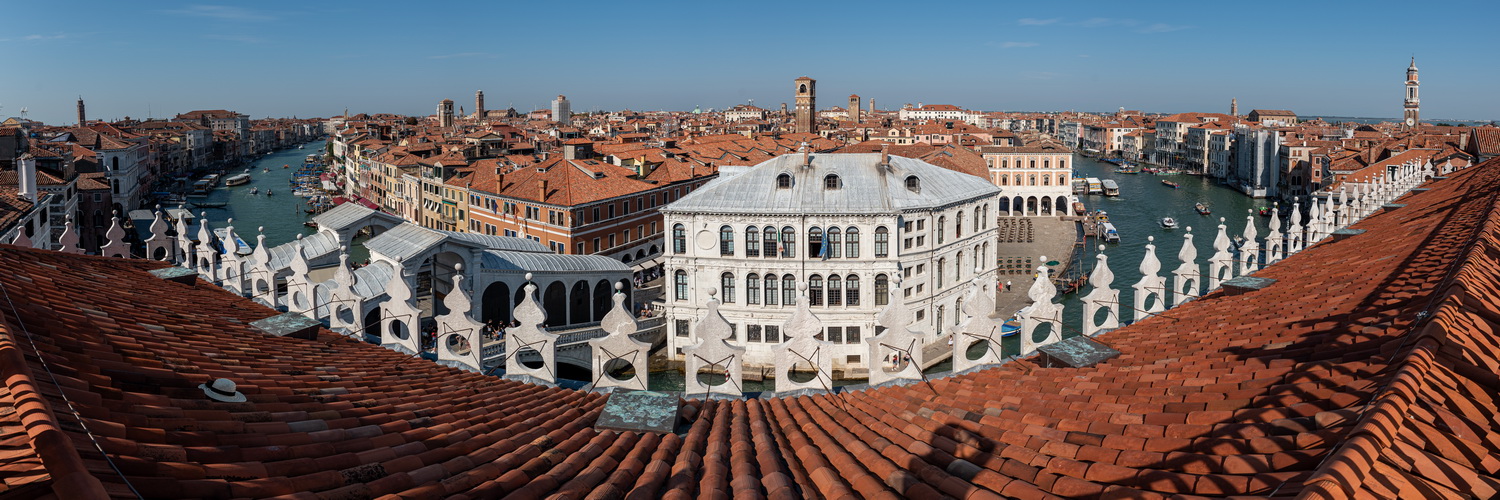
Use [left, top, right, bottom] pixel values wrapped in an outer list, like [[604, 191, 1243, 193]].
[[1240, 211, 1260, 275], [1265, 204, 1284, 264], [100, 210, 130, 258], [58, 215, 82, 254], [953, 272, 1004, 371], [333, 245, 356, 288], [1133, 236, 1166, 319], [1287, 201, 1304, 254], [772, 279, 831, 394], [682, 288, 744, 398], [144, 206, 171, 260], [503, 279, 559, 384], [1082, 244, 1120, 337], [434, 271, 484, 372], [9, 230, 31, 247], [868, 277, 925, 387], [1171, 227, 1200, 305], [1208, 217, 1234, 290], [590, 280, 650, 392]]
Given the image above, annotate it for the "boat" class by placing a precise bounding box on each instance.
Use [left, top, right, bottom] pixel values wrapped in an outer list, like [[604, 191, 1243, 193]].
[[303, 221, 319, 228], [283, 164, 290, 169], [266, 190, 273, 196], [263, 167, 270, 173], [1114, 166, 1140, 174], [190, 201, 228, 209], [1000, 319, 1021, 337], [1161, 180, 1179, 189], [1071, 178, 1088, 194], [1258, 207, 1273, 217], [188, 178, 214, 197], [249, 187, 258, 195], [225, 173, 251, 186], [1160, 217, 1178, 229], [298, 145, 304, 149], [1195, 202, 1211, 215], [1101, 179, 1120, 196], [1101, 222, 1121, 242], [1085, 177, 1103, 194], [1072, 202, 1086, 216]]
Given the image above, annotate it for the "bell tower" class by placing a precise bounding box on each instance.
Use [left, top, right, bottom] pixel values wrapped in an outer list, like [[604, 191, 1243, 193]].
[[1403, 57, 1420, 128], [794, 76, 816, 134], [848, 94, 861, 123]]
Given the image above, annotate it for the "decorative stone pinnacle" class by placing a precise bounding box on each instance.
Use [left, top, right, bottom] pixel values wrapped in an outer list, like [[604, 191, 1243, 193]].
[[614, 281, 623, 291], [524, 272, 534, 281]]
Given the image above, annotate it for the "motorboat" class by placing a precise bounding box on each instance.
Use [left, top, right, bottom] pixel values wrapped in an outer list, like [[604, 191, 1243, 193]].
[[1101, 179, 1120, 196], [1102, 222, 1121, 242], [224, 173, 251, 186], [1160, 217, 1178, 229], [1195, 202, 1211, 215], [1161, 180, 1180, 189], [249, 187, 258, 195]]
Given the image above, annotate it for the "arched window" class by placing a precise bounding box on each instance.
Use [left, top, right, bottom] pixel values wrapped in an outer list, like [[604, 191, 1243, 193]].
[[954, 297, 963, 325], [973, 207, 982, 232], [874, 226, 889, 257], [955, 251, 964, 281], [720, 225, 732, 256], [824, 174, 840, 190], [781, 227, 796, 258], [809, 275, 824, 306], [846, 275, 860, 306], [782, 275, 796, 305], [875, 274, 889, 306], [936, 306, 944, 334], [762, 226, 776, 257], [776, 173, 792, 189], [827, 275, 842, 306], [999, 175, 1008, 186], [672, 224, 686, 254], [1042, 175, 1051, 186], [747, 273, 760, 305], [905, 175, 920, 192], [745, 226, 760, 257], [982, 242, 989, 266], [845, 227, 860, 258], [674, 270, 688, 301], [937, 216, 946, 244], [1029, 175, 1037, 186], [808, 227, 823, 258], [956, 213, 964, 238], [765, 273, 778, 305], [721, 272, 735, 303], [937, 258, 945, 287], [1058, 174, 1067, 185], [826, 228, 842, 258]]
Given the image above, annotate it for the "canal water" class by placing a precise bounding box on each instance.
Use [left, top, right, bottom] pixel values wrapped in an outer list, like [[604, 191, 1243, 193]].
[[1062, 155, 1280, 328], [192, 140, 368, 261]]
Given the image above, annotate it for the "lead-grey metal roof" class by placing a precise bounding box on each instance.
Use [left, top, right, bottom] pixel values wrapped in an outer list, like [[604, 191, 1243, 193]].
[[351, 260, 394, 298], [263, 231, 340, 269], [362, 223, 448, 263], [663, 153, 1000, 215], [311, 202, 405, 231], [481, 250, 630, 274], [437, 230, 550, 253]]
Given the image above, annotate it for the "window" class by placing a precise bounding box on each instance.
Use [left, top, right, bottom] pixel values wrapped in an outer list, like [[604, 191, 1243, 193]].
[[874, 226, 888, 257], [592, 237, 600, 252], [808, 227, 823, 258], [748, 325, 762, 342], [828, 275, 842, 306], [674, 270, 688, 301], [828, 326, 843, 343], [608, 234, 617, 248], [746, 227, 759, 257], [845, 227, 860, 258], [937, 216, 946, 244], [764, 325, 780, 343], [781, 227, 796, 258], [747, 274, 760, 305], [956, 213, 964, 238], [916, 309, 924, 320], [916, 235, 925, 247], [937, 258, 945, 288], [846, 275, 860, 306], [576, 242, 585, 254], [954, 298, 963, 326], [762, 226, 777, 258], [765, 273, 778, 305], [827, 228, 841, 258], [974, 207, 983, 232], [905, 175, 920, 192], [809, 275, 823, 306], [875, 274, 889, 305], [956, 251, 965, 280], [591, 207, 600, 221], [675, 319, 689, 337], [846, 326, 861, 344], [936, 306, 944, 334], [719, 225, 734, 256], [721, 273, 735, 303], [672, 224, 685, 254], [607, 204, 616, 219], [824, 174, 840, 189], [776, 173, 792, 189], [782, 275, 795, 305]]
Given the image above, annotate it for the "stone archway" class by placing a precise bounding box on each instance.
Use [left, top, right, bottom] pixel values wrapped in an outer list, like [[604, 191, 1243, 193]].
[[544, 281, 567, 326], [592, 279, 612, 321], [482, 281, 512, 324], [569, 280, 590, 325]]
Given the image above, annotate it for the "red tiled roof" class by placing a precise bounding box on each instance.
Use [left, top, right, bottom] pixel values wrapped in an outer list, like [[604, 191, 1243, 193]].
[[2, 157, 1500, 498]]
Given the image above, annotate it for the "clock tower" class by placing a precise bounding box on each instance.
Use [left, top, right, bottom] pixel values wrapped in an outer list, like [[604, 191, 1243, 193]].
[[794, 76, 816, 134], [1403, 57, 1420, 128]]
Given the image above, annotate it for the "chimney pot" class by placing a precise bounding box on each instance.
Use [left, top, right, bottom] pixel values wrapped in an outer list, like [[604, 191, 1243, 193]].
[[880, 144, 890, 166], [538, 179, 548, 200]]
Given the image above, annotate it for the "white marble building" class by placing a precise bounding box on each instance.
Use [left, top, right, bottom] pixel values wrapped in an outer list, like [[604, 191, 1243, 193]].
[[661, 150, 1001, 376]]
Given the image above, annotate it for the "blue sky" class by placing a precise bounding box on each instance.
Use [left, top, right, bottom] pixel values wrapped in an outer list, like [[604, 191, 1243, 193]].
[[4, 1, 1497, 125]]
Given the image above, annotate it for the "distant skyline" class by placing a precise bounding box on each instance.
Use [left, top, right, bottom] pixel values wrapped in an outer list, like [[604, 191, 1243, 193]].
[[4, 1, 1498, 125]]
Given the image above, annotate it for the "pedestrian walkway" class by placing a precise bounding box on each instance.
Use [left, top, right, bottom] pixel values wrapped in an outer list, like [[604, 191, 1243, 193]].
[[993, 215, 1080, 318]]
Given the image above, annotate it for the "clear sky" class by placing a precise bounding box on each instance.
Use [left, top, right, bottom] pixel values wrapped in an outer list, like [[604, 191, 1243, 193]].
[[4, 1, 1497, 125]]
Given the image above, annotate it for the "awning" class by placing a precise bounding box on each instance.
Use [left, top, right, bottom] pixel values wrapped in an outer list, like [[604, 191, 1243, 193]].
[[357, 199, 379, 210], [630, 257, 662, 271]]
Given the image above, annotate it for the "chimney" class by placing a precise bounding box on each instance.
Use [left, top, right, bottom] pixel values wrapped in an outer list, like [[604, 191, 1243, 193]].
[[538, 179, 548, 201], [16, 155, 37, 203], [879, 144, 889, 167]]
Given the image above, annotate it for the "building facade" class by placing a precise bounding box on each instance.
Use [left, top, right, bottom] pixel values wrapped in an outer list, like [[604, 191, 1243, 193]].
[[979, 143, 1073, 216], [661, 152, 1000, 376]]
